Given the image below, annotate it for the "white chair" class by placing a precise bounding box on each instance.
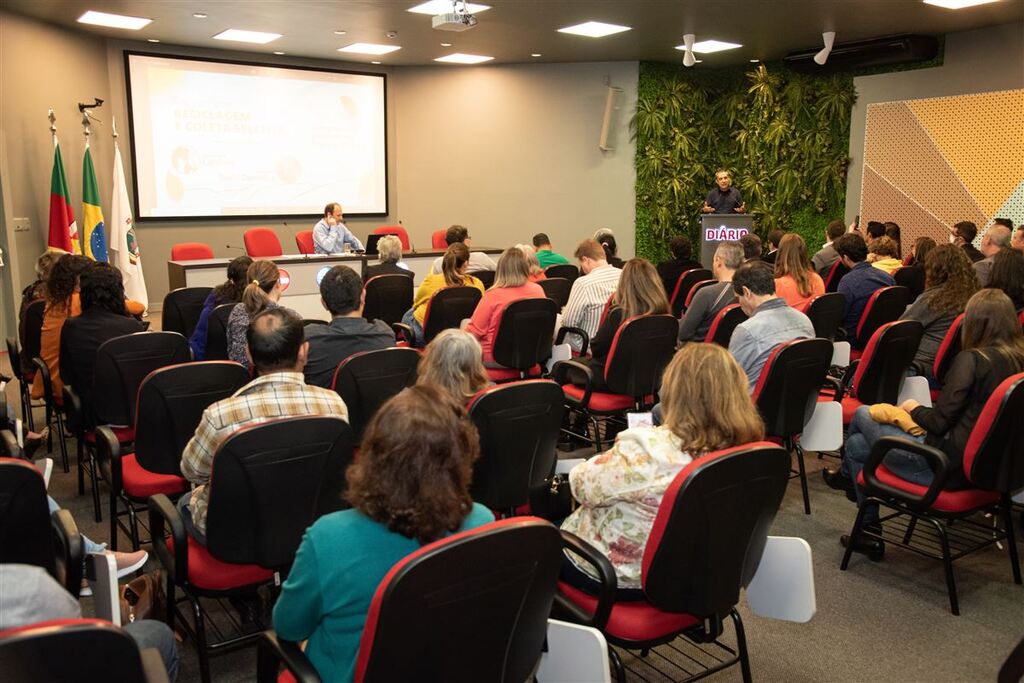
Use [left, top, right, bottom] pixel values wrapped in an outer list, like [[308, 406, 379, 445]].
[[536, 619, 611, 683], [746, 536, 816, 623]]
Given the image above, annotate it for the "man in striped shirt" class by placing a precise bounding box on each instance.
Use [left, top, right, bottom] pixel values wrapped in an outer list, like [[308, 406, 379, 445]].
[[560, 239, 622, 353], [179, 307, 349, 544]]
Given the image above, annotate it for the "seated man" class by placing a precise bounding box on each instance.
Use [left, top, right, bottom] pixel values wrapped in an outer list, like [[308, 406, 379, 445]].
[[428, 225, 496, 275], [739, 232, 762, 262], [1012, 224, 1024, 253], [952, 220, 984, 263], [180, 308, 349, 545], [835, 233, 895, 345], [656, 235, 702, 298], [728, 261, 814, 391], [973, 225, 1011, 287], [560, 239, 622, 353], [304, 265, 395, 388], [678, 240, 742, 342], [763, 229, 784, 265], [532, 232, 570, 268], [313, 202, 364, 254], [811, 219, 847, 273]]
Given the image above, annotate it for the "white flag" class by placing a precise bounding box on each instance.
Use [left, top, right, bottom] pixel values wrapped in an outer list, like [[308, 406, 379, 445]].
[[109, 140, 149, 312]]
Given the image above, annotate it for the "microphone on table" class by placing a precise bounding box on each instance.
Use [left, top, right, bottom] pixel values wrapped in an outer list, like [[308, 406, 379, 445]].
[[225, 244, 245, 253]]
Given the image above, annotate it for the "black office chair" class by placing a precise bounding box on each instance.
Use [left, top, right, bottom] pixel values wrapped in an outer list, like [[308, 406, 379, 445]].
[[5, 337, 36, 430], [395, 286, 482, 347], [31, 358, 69, 473], [203, 303, 235, 361], [161, 287, 213, 338], [331, 348, 420, 441], [363, 275, 414, 326], [669, 269, 713, 318], [475, 270, 496, 289], [852, 286, 913, 356], [804, 292, 847, 342], [539, 277, 572, 309], [544, 264, 579, 284], [822, 260, 850, 293], [487, 297, 558, 382], [704, 304, 748, 347]]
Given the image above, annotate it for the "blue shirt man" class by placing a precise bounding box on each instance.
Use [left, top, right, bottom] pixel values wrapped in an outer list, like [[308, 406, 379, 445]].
[[313, 202, 364, 254], [834, 233, 895, 346]]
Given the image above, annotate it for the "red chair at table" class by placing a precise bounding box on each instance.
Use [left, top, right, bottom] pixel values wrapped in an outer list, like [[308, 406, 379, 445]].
[[171, 243, 214, 261], [244, 228, 283, 257], [373, 226, 410, 250]]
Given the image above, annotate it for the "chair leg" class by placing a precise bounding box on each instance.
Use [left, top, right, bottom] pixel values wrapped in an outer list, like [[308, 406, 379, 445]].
[[77, 440, 85, 494], [165, 574, 176, 633], [840, 503, 870, 570], [1003, 497, 1022, 585], [902, 517, 919, 545], [44, 403, 53, 452], [730, 608, 753, 683], [590, 415, 603, 453], [89, 447, 101, 523], [609, 646, 626, 682], [109, 488, 120, 551], [128, 502, 141, 551], [55, 410, 69, 473], [191, 596, 212, 683], [931, 518, 959, 616], [794, 441, 810, 515]]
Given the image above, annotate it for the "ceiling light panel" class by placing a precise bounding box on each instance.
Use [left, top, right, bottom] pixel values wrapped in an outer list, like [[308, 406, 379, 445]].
[[338, 43, 402, 55], [408, 1, 491, 14], [77, 10, 152, 30], [213, 29, 281, 44], [558, 21, 631, 38], [434, 52, 494, 64], [685, 39, 743, 54], [923, 0, 1000, 7]]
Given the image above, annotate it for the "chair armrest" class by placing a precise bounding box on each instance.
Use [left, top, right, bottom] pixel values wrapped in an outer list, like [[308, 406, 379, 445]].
[[61, 386, 84, 438], [861, 436, 951, 511], [556, 326, 590, 356], [257, 631, 322, 683], [391, 322, 414, 345], [85, 552, 120, 625], [52, 508, 83, 598], [551, 360, 597, 409], [94, 425, 124, 490], [552, 530, 618, 631], [139, 647, 171, 683], [147, 494, 188, 584]]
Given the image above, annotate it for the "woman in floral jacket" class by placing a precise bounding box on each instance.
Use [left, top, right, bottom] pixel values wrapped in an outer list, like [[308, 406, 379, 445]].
[[560, 342, 765, 596]]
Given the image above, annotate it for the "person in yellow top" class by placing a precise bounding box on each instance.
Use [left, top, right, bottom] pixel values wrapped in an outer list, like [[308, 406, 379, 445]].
[[867, 236, 903, 276], [401, 243, 484, 346]]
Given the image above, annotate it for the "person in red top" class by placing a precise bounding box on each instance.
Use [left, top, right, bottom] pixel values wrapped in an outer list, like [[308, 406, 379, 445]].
[[466, 246, 545, 365]]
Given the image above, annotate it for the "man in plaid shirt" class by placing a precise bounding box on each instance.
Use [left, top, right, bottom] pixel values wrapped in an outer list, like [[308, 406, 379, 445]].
[[179, 307, 349, 544]]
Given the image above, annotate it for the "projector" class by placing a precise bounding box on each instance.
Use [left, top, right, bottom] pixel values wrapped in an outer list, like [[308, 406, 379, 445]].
[[432, 11, 478, 31]]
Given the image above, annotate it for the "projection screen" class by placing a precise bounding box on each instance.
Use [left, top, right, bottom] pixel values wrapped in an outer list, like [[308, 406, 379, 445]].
[[125, 52, 387, 220]]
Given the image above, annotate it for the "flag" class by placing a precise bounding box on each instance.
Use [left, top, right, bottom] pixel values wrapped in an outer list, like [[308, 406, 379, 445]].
[[48, 139, 79, 253], [110, 140, 149, 310], [81, 144, 108, 261]]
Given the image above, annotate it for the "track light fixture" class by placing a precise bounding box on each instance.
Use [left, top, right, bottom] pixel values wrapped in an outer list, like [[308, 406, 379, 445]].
[[814, 31, 836, 65], [682, 33, 696, 67]]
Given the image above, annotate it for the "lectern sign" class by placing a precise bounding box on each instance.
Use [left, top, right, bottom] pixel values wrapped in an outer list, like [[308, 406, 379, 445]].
[[700, 214, 753, 268]]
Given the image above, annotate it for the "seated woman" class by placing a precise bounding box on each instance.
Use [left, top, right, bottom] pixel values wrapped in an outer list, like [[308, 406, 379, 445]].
[[773, 233, 825, 309], [894, 236, 936, 299], [598, 234, 625, 269], [516, 243, 547, 282], [18, 250, 62, 376], [899, 244, 977, 381], [825, 289, 1024, 559], [560, 343, 765, 596], [402, 243, 484, 346], [32, 254, 91, 405], [364, 234, 413, 281], [272, 385, 494, 682], [188, 255, 251, 360], [867, 236, 902, 275], [416, 329, 490, 405], [466, 247, 546, 366], [227, 260, 288, 370], [987, 247, 1024, 310]]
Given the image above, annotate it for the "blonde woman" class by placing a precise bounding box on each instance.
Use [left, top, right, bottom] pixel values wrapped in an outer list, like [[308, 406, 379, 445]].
[[561, 343, 765, 595], [402, 243, 484, 346], [466, 247, 546, 365], [364, 234, 413, 282], [773, 233, 825, 309], [867, 236, 902, 275], [227, 259, 286, 369], [516, 243, 547, 283], [416, 329, 490, 404]]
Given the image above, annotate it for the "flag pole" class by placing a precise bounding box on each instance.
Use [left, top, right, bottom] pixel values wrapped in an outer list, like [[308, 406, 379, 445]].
[[48, 108, 57, 147]]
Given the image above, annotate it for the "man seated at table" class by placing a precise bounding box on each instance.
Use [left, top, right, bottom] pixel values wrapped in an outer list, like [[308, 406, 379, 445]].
[[428, 225, 496, 275], [179, 308, 349, 545], [313, 202, 364, 254], [304, 266, 395, 388]]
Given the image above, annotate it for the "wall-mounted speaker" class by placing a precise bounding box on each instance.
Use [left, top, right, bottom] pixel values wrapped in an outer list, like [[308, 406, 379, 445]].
[[599, 86, 624, 152]]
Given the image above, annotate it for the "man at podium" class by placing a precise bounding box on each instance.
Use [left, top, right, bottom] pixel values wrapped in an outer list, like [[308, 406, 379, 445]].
[[702, 169, 746, 214]]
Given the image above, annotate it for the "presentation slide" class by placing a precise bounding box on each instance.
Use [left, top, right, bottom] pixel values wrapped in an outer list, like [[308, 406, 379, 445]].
[[126, 53, 387, 220]]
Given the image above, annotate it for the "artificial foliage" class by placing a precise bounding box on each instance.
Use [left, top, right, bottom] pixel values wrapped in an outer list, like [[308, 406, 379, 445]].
[[634, 61, 857, 263]]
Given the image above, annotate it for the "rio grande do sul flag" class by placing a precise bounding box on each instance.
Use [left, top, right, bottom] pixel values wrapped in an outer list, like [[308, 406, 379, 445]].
[[110, 140, 148, 309], [81, 144, 108, 261], [47, 139, 79, 253]]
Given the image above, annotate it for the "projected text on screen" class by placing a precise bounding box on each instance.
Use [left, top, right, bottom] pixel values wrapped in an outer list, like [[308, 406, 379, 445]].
[[126, 53, 387, 220]]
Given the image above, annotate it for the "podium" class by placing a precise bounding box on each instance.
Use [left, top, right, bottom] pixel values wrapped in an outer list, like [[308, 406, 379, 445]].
[[700, 214, 753, 268]]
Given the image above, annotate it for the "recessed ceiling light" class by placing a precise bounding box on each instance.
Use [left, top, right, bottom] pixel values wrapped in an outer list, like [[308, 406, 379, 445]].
[[213, 29, 281, 44], [192, 13, 207, 19], [334, 30, 347, 35], [440, 42, 453, 47], [408, 1, 491, 15], [924, 0, 1000, 7], [531, 53, 542, 57], [685, 39, 743, 54], [273, 51, 285, 55], [434, 52, 494, 64], [749, 58, 760, 63], [77, 10, 152, 30], [371, 61, 382, 64], [338, 43, 402, 55], [558, 21, 631, 38], [147, 38, 160, 43]]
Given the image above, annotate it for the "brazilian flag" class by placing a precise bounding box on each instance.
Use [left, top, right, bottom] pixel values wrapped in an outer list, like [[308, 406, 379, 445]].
[[82, 145, 108, 261]]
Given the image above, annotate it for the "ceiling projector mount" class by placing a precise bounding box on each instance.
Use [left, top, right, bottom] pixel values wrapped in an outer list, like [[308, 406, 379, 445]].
[[433, 0, 479, 32]]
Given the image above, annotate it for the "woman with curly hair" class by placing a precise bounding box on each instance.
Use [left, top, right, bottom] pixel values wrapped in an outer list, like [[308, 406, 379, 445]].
[[900, 244, 979, 380], [272, 385, 493, 682], [773, 233, 825, 309]]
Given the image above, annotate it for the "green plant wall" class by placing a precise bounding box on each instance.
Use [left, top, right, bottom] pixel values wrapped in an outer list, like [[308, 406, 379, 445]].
[[634, 62, 857, 263]]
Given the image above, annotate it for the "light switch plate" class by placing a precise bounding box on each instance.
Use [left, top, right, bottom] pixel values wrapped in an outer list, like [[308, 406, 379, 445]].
[[13, 217, 31, 232]]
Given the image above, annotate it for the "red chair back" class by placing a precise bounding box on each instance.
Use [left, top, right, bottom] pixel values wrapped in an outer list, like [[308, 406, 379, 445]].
[[331, 348, 420, 441], [422, 286, 482, 344], [753, 338, 834, 439], [803, 292, 847, 342], [373, 226, 410, 250], [0, 457, 56, 575], [363, 275, 415, 326], [932, 313, 964, 385], [491, 298, 558, 373], [544, 264, 579, 284], [851, 320, 924, 405], [669, 269, 713, 317], [823, 260, 850, 293], [295, 230, 315, 255], [704, 304, 747, 346], [963, 373, 1024, 493], [603, 315, 678, 398], [431, 229, 447, 249], [171, 242, 214, 261], [856, 286, 912, 349], [684, 279, 717, 310], [0, 619, 150, 683], [244, 228, 283, 257]]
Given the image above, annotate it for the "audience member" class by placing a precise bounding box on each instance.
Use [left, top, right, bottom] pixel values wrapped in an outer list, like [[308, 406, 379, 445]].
[[466, 247, 546, 365], [894, 236, 936, 299], [428, 225, 496, 275], [864, 221, 886, 244], [952, 220, 984, 262], [227, 260, 287, 370], [560, 239, 623, 353], [867, 236, 902, 275], [987, 248, 1024, 310], [678, 241, 742, 342], [59, 263, 146, 427], [739, 232, 762, 262], [811, 219, 847, 273], [598, 233, 625, 269], [273, 385, 493, 682], [363, 234, 413, 281], [515, 243, 547, 282], [532, 233, 570, 268], [835, 233, 895, 345], [1012, 224, 1024, 253], [189, 255, 252, 360], [560, 343, 764, 594], [973, 224, 1012, 287], [405, 243, 485, 346], [728, 261, 814, 391], [313, 202, 364, 254], [31, 254, 90, 405], [415, 329, 490, 404], [763, 229, 784, 264], [18, 250, 63, 375], [899, 245, 978, 381], [181, 308, 349, 544], [884, 222, 902, 258], [656, 235, 702, 298], [825, 289, 1024, 559], [304, 266, 395, 388], [593, 228, 615, 243], [993, 218, 1014, 229], [773, 233, 825, 309]]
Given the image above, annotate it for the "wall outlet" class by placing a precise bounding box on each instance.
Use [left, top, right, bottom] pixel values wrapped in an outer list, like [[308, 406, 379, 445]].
[[13, 217, 31, 232]]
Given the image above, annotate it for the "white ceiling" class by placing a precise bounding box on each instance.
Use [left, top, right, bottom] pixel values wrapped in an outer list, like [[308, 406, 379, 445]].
[[5, 0, 1023, 66]]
